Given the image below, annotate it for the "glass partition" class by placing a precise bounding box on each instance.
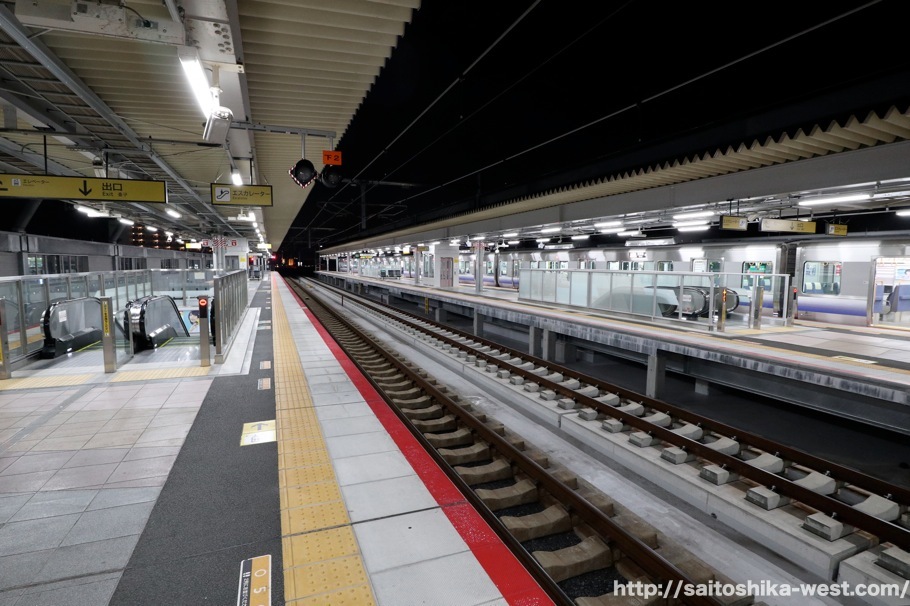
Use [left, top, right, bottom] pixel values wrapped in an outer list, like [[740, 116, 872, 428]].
[[521, 267, 791, 331]]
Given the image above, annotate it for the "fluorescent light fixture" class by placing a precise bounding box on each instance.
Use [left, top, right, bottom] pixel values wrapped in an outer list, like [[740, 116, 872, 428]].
[[507, 240, 520, 245], [471, 235, 487, 240], [540, 227, 561, 233], [617, 230, 644, 237], [599, 227, 625, 234], [501, 232, 518, 238], [678, 225, 711, 232], [673, 219, 709, 228], [872, 190, 910, 199], [76, 205, 93, 214], [252, 221, 258, 228], [673, 210, 715, 220], [798, 193, 871, 206], [896, 209, 910, 216], [449, 240, 460, 245], [177, 46, 213, 118], [536, 238, 551, 243], [166, 208, 181, 218], [145, 225, 158, 232], [594, 220, 622, 228], [118, 217, 134, 225], [571, 234, 590, 240], [231, 170, 243, 186]]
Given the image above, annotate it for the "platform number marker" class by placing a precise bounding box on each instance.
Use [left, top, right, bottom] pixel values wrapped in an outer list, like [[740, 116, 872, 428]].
[[237, 554, 271, 606]]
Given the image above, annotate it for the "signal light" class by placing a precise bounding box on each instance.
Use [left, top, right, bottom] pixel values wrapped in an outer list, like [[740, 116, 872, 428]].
[[197, 296, 209, 319], [289, 158, 317, 188], [320, 166, 343, 188]]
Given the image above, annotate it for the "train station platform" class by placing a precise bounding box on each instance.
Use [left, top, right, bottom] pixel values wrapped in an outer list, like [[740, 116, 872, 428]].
[[2, 272, 889, 605], [316, 271, 910, 437], [0, 273, 547, 605]]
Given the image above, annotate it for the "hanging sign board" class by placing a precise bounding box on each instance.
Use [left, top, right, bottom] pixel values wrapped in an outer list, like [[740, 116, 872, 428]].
[[826, 223, 848, 236], [760, 218, 817, 233], [322, 150, 342, 165], [0, 174, 166, 203], [210, 184, 273, 206], [720, 215, 748, 231]]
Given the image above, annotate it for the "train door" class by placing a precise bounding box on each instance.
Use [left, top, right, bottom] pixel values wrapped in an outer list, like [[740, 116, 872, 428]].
[[870, 257, 910, 327]]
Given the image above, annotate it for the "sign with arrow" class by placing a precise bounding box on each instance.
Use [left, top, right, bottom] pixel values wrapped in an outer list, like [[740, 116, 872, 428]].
[[0, 174, 167, 203], [240, 419, 276, 446]]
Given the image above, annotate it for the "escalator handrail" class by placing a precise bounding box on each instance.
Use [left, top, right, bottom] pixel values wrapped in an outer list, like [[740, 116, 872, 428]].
[[129, 295, 191, 338], [41, 296, 103, 340]]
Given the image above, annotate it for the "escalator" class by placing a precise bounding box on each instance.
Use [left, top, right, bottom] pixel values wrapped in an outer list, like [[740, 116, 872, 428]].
[[40, 297, 104, 358], [40, 295, 211, 358], [126, 295, 191, 351]]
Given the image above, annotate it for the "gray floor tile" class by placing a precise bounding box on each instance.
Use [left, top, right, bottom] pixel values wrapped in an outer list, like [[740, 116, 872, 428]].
[[63, 449, 130, 469], [33, 535, 139, 583], [0, 549, 54, 590], [22, 575, 119, 606], [0, 514, 80, 557], [60, 501, 154, 546], [40, 463, 118, 491], [0, 494, 30, 523], [0, 470, 55, 494], [107, 455, 177, 484], [9, 490, 98, 522], [86, 486, 161, 511], [0, 452, 76, 477], [0, 457, 15, 474]]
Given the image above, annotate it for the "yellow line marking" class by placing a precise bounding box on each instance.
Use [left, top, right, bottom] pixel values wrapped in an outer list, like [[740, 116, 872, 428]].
[[272, 281, 376, 606], [0, 374, 93, 390], [111, 367, 211, 382]]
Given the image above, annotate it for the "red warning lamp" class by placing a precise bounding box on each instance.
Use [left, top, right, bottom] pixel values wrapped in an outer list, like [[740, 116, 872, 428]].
[[197, 296, 209, 319]]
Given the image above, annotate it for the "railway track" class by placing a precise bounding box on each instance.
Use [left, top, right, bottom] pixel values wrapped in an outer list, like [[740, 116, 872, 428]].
[[288, 278, 745, 605], [297, 277, 910, 578]]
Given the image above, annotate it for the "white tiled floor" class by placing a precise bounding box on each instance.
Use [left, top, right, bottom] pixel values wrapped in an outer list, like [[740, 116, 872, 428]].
[[0, 279, 266, 605]]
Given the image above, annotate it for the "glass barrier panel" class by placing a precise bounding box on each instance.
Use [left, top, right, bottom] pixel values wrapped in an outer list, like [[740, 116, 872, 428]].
[[570, 271, 589, 307], [541, 270, 557, 303], [519, 269, 530, 298], [21, 277, 47, 355], [88, 274, 103, 298], [589, 272, 612, 311], [0, 282, 23, 357], [556, 271, 571, 304], [69, 275, 88, 299], [48, 276, 68, 304]]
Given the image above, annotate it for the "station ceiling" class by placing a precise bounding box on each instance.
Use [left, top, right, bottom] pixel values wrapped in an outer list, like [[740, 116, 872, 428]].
[[0, 1, 908, 255]]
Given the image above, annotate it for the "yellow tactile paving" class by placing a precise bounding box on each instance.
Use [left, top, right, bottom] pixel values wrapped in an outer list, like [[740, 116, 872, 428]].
[[111, 367, 212, 382], [0, 374, 93, 390], [272, 280, 377, 605]]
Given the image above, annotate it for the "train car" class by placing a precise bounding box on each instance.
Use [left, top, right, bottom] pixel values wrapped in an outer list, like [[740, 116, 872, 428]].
[[451, 234, 910, 328]]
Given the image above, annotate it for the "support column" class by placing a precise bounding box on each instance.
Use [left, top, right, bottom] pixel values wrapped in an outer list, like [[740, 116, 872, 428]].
[[528, 325, 541, 358], [541, 328, 557, 362], [434, 307, 447, 323], [473, 312, 484, 338], [474, 241, 484, 293], [646, 350, 667, 399]]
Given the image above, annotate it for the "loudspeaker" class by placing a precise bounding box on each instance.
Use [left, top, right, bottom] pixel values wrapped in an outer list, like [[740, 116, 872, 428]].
[[203, 106, 233, 144]]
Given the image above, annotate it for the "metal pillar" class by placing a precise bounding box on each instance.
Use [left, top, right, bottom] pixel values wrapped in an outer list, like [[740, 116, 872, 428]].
[[100, 297, 116, 373], [0, 301, 10, 379]]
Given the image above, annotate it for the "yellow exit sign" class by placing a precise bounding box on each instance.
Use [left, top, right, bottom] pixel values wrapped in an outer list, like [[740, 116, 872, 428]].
[[0, 174, 166, 203]]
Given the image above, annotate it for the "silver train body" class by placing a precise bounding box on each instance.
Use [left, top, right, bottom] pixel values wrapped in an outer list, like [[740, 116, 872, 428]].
[[387, 235, 910, 327]]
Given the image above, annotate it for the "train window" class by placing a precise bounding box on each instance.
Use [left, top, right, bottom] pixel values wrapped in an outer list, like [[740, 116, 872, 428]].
[[485, 261, 494, 275], [802, 261, 842, 295], [656, 261, 674, 271], [741, 261, 773, 288], [500, 261, 510, 275]]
